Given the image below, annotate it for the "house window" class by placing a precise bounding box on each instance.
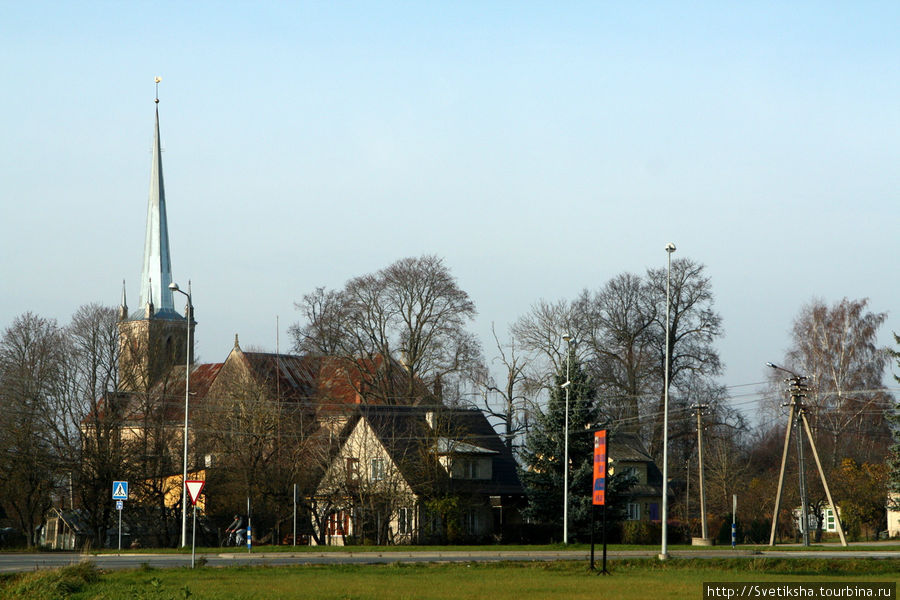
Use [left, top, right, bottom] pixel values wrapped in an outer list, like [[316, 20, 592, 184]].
[[346, 457, 359, 480], [370, 458, 386, 481], [458, 459, 479, 479], [626, 502, 641, 521], [398, 507, 414, 535], [825, 508, 836, 532], [464, 509, 480, 535], [328, 510, 350, 535]]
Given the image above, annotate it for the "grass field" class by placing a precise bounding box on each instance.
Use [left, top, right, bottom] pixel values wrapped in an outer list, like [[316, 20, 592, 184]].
[[2, 557, 897, 600]]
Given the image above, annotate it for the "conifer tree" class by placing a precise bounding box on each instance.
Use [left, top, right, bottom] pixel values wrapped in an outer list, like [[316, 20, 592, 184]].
[[520, 348, 598, 540]]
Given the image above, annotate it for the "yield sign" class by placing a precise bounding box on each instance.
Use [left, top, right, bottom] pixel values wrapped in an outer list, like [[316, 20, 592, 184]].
[[185, 480, 206, 506]]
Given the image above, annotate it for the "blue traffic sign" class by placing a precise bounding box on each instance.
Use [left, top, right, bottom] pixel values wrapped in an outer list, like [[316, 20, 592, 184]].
[[112, 481, 129, 500], [116, 500, 124, 510]]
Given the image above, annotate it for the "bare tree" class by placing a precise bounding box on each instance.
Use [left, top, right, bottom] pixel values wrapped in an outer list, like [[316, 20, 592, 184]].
[[0, 313, 66, 546], [776, 297, 891, 469], [291, 255, 484, 405], [577, 274, 658, 433], [645, 258, 724, 457], [510, 259, 723, 460], [290, 287, 348, 356], [58, 304, 124, 547], [509, 298, 581, 390], [473, 324, 532, 452]]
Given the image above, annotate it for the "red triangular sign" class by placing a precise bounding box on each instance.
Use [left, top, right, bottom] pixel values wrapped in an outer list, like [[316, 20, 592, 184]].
[[185, 480, 206, 506]]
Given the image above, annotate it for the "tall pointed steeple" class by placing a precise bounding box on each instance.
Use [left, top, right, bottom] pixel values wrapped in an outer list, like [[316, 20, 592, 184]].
[[118, 78, 194, 392], [137, 83, 177, 318]]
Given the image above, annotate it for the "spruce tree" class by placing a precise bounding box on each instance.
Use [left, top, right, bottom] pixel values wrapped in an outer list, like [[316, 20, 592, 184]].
[[521, 348, 599, 540]]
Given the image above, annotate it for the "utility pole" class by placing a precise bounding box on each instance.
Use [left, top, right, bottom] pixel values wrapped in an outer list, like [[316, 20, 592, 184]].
[[692, 403, 710, 541], [767, 363, 847, 547], [793, 377, 810, 547]]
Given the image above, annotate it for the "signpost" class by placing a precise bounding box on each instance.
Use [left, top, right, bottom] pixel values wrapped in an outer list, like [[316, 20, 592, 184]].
[[246, 496, 252, 553], [732, 494, 737, 549], [112, 482, 128, 551], [185, 480, 206, 568], [591, 430, 610, 575]]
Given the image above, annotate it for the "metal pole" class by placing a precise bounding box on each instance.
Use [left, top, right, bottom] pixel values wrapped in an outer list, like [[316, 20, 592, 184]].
[[695, 404, 709, 540], [660, 242, 675, 559], [293, 483, 298, 547], [181, 298, 191, 548], [563, 337, 570, 545], [732, 494, 737, 549], [118, 506, 122, 551], [601, 501, 608, 575], [191, 504, 197, 568], [170, 283, 192, 548], [590, 504, 595, 570]]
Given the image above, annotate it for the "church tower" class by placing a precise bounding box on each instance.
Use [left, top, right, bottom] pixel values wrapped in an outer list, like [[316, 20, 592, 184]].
[[118, 81, 195, 392]]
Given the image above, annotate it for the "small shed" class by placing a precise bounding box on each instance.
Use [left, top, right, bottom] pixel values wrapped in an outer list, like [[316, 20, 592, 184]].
[[41, 508, 91, 550]]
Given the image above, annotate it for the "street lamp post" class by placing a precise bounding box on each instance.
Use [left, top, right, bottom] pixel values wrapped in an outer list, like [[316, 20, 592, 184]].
[[561, 333, 572, 545], [169, 282, 191, 548], [660, 242, 676, 560]]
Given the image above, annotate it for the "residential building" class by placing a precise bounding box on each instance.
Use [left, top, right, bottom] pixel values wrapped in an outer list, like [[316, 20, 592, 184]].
[[608, 432, 665, 522], [312, 405, 524, 545]]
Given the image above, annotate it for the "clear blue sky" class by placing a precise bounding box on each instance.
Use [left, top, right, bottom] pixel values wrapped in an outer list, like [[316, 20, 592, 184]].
[[2, 2, 898, 417]]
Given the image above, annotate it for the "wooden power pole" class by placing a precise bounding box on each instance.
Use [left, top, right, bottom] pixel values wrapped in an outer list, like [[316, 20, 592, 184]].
[[767, 364, 847, 547]]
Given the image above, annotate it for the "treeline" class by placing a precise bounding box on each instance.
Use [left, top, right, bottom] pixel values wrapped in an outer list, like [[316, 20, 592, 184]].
[[1, 254, 897, 547]]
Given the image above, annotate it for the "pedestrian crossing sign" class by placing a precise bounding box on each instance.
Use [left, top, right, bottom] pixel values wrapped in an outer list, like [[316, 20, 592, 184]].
[[112, 481, 128, 500]]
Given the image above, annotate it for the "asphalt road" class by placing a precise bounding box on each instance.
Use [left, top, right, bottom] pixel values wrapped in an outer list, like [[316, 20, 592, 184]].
[[2, 547, 898, 573]]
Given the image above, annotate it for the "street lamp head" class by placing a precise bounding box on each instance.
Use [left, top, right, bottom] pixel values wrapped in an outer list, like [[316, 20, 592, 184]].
[[665, 242, 676, 253], [169, 282, 180, 291], [766, 362, 778, 369], [562, 333, 571, 343], [561, 381, 571, 389]]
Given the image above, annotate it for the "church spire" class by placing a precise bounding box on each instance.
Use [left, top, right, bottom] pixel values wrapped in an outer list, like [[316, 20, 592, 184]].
[[137, 77, 177, 318]]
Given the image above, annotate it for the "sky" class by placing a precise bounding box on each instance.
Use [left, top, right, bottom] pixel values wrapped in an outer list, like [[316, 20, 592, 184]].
[[2, 2, 898, 422]]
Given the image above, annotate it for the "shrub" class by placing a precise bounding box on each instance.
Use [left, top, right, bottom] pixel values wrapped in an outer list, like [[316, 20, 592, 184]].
[[621, 521, 659, 545], [0, 561, 99, 600]]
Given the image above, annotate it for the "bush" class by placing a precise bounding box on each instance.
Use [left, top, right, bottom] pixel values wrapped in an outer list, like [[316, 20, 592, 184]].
[[621, 521, 658, 545], [0, 561, 99, 600]]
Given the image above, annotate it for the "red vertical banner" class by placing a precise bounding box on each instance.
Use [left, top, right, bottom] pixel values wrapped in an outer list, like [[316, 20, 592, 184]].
[[593, 430, 607, 506]]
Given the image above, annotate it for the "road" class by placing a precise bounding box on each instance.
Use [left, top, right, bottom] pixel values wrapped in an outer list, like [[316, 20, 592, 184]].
[[1, 547, 898, 574]]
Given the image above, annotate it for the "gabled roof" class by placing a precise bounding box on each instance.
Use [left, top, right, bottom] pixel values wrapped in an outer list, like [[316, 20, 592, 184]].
[[237, 351, 321, 403], [358, 404, 444, 494], [348, 405, 524, 498], [434, 407, 523, 496], [608, 431, 664, 489], [609, 432, 654, 463]]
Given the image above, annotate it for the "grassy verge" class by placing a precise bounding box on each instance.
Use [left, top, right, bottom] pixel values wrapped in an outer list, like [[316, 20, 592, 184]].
[[2, 557, 897, 600]]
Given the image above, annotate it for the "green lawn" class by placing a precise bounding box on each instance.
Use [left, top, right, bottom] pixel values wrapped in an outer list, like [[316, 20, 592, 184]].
[[2, 558, 897, 600]]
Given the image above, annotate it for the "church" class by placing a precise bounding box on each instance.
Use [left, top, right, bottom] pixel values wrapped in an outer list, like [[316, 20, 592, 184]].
[[102, 88, 524, 547]]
